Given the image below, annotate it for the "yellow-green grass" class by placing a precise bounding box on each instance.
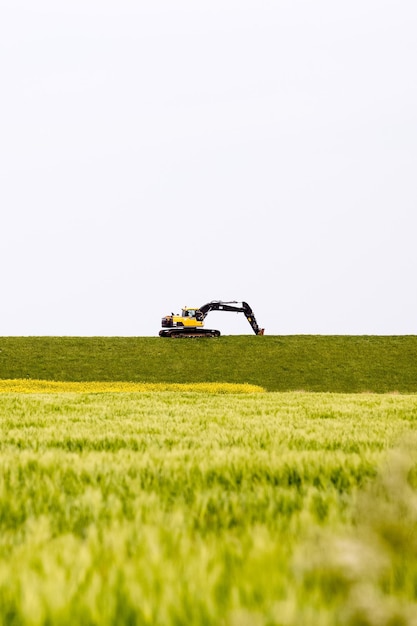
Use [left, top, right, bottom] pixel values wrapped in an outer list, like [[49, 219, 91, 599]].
[[0, 379, 264, 394], [1, 391, 417, 624]]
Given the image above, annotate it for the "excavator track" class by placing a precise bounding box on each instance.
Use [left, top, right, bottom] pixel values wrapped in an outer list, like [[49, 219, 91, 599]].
[[159, 328, 221, 338]]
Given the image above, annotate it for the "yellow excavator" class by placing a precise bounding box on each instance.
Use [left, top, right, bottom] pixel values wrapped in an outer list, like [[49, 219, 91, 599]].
[[159, 300, 264, 338]]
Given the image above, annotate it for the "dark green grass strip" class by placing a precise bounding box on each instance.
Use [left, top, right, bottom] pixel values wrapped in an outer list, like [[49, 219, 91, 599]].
[[0, 335, 416, 392]]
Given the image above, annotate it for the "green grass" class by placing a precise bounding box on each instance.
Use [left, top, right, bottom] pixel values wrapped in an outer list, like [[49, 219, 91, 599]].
[[1, 335, 417, 392], [1, 391, 417, 625]]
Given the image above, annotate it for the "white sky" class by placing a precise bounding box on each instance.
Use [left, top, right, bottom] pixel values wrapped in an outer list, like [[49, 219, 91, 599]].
[[1, 1, 416, 336]]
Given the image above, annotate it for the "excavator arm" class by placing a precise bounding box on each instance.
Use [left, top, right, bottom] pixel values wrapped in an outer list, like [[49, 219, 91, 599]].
[[196, 301, 264, 335]]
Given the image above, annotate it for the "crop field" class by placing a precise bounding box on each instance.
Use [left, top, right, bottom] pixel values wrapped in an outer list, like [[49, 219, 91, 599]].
[[1, 387, 417, 625]]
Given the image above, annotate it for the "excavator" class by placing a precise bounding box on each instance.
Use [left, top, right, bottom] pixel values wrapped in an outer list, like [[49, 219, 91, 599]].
[[159, 300, 264, 338]]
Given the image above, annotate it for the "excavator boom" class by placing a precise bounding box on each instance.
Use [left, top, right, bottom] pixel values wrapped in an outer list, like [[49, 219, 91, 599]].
[[197, 301, 264, 335]]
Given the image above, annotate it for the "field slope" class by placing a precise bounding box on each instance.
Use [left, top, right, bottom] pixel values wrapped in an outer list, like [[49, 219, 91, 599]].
[[0, 335, 416, 392]]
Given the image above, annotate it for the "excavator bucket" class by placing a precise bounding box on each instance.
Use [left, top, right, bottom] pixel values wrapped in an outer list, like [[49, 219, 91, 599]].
[[259, 329, 265, 335]]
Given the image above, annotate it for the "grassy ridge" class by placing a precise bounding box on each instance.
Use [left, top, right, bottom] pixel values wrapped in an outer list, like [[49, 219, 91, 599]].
[[0, 335, 416, 392]]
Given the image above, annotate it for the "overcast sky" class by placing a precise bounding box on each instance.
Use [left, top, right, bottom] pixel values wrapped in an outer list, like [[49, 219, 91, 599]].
[[1, 1, 416, 336]]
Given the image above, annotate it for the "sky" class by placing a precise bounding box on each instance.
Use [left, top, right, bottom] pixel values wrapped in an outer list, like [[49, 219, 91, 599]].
[[1, 1, 416, 336]]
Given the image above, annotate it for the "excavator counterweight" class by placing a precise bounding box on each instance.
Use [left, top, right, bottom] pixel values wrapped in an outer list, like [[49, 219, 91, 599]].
[[159, 300, 264, 338]]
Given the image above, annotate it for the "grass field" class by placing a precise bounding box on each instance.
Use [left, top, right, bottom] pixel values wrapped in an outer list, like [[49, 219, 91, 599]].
[[1, 390, 417, 625], [1, 335, 417, 392]]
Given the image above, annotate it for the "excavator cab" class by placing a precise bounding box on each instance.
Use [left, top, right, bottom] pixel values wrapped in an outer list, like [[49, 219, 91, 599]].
[[180, 308, 202, 326], [161, 307, 205, 332], [182, 308, 197, 319]]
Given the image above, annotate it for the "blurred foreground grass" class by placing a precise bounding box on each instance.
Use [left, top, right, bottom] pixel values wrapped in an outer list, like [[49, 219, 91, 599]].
[[1, 391, 417, 624]]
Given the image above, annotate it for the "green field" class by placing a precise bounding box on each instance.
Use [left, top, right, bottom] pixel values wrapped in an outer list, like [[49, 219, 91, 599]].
[[1, 336, 417, 625], [1, 391, 417, 625], [1, 335, 417, 392]]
